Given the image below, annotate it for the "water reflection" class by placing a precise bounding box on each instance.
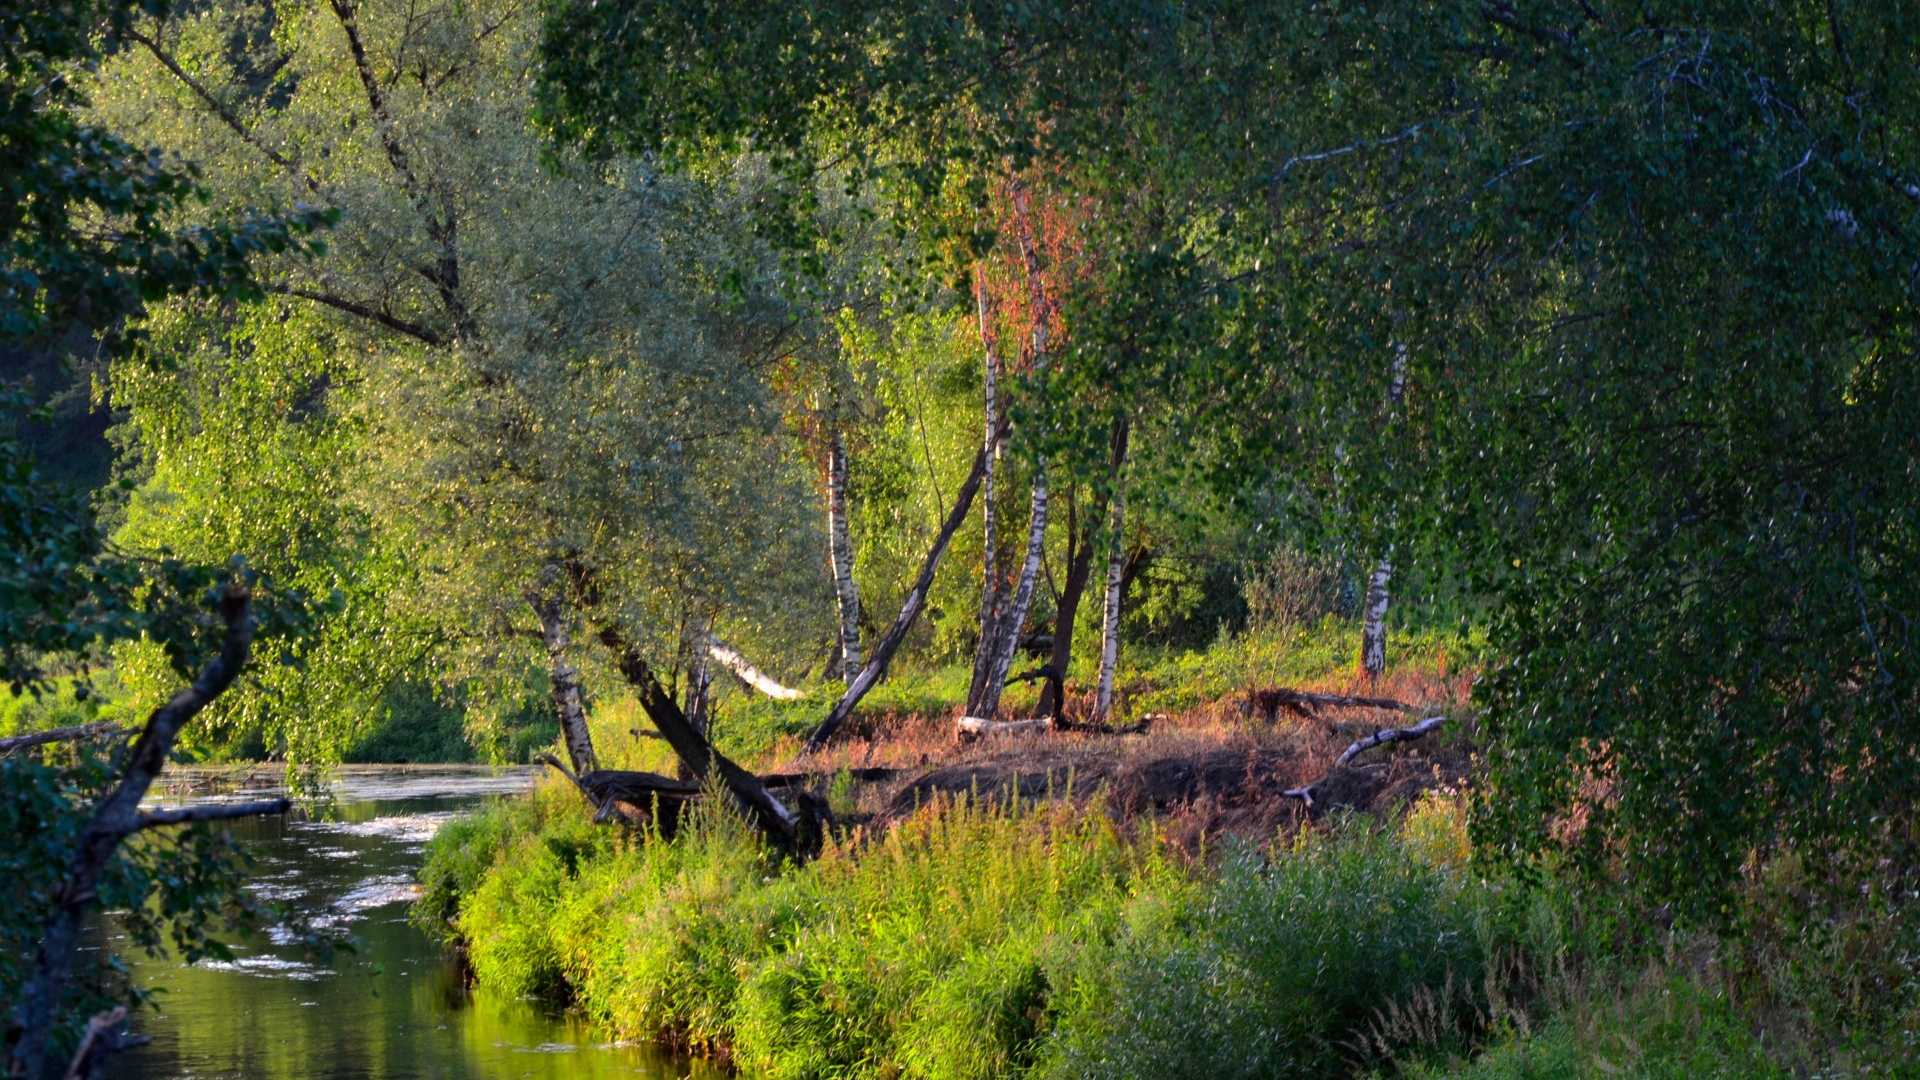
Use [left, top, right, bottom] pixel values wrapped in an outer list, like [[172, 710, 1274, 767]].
[[112, 767, 724, 1080]]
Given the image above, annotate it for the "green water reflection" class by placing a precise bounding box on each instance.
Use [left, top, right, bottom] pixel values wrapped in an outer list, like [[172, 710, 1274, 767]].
[[112, 776, 725, 1080]]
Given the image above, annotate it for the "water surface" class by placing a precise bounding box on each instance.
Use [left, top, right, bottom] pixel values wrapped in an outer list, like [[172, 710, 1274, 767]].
[[109, 766, 722, 1080]]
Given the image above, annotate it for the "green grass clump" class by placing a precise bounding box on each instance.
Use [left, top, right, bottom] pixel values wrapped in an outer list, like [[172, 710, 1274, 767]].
[[1042, 822, 1485, 1080], [422, 781, 1917, 1080], [428, 787, 1491, 1079]]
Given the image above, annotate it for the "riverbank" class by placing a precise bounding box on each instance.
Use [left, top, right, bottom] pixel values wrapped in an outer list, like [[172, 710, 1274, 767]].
[[418, 743, 1920, 1079]]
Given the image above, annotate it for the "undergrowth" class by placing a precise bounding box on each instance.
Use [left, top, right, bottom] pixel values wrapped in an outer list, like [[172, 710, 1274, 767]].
[[419, 784, 1920, 1080]]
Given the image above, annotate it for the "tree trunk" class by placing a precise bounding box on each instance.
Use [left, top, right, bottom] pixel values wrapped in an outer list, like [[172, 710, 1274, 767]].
[[971, 470, 1048, 720], [801, 424, 1001, 755], [1094, 420, 1131, 720], [597, 625, 798, 841], [685, 619, 713, 736], [1037, 509, 1096, 720], [1360, 555, 1392, 681], [826, 430, 862, 682], [708, 638, 804, 700], [969, 278, 1006, 711], [5, 589, 270, 1080], [526, 575, 599, 775]]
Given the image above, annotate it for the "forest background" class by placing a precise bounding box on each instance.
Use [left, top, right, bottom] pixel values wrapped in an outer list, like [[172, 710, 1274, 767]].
[[2, 0, 1917, 1077]]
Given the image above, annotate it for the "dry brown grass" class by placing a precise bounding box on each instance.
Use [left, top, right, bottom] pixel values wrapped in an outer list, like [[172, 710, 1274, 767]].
[[758, 665, 1477, 845]]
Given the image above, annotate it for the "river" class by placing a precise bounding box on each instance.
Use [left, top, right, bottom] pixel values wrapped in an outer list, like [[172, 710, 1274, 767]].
[[108, 766, 724, 1080]]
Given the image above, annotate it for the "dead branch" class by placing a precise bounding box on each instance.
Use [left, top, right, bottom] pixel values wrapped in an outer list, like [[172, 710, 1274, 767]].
[[1245, 687, 1422, 721], [1282, 714, 1450, 808], [0, 722, 123, 757], [708, 638, 804, 700], [135, 799, 293, 830], [956, 716, 1053, 737]]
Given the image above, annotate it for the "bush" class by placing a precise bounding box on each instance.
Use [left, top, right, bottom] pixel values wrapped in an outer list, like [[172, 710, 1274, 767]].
[[1043, 820, 1484, 1080]]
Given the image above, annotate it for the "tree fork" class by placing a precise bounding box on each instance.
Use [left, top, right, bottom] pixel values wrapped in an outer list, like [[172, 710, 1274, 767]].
[[5, 588, 281, 1080], [800, 423, 1001, 756]]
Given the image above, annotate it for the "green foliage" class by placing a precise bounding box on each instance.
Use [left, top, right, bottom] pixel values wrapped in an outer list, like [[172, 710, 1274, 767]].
[[1043, 823, 1483, 1080], [538, 0, 1920, 918], [0, 0, 330, 339]]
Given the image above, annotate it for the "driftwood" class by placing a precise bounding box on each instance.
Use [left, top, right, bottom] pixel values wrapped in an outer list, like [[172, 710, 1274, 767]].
[[1281, 714, 1449, 807], [1245, 687, 1420, 721], [955, 713, 1155, 739], [708, 638, 804, 700], [0, 721, 123, 757]]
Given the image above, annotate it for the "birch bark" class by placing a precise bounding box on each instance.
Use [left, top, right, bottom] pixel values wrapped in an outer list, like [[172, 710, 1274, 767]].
[[1360, 555, 1392, 681], [1094, 420, 1131, 719], [526, 570, 599, 775], [826, 430, 862, 682]]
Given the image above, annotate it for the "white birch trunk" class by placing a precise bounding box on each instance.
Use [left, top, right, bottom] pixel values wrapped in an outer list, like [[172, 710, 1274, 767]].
[[826, 430, 862, 682], [1360, 555, 1392, 680], [968, 278, 1006, 715], [708, 638, 804, 700], [975, 469, 1048, 720], [1094, 482, 1126, 719], [527, 581, 598, 775]]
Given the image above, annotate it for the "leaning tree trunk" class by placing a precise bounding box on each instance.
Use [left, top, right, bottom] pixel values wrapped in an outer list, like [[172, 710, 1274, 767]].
[[826, 430, 862, 683], [801, 424, 1000, 755], [1359, 555, 1392, 681], [6, 589, 290, 1080], [527, 573, 599, 775], [597, 625, 799, 841], [971, 470, 1048, 720]]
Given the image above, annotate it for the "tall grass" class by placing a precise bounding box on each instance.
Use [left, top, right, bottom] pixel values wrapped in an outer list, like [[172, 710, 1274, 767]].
[[421, 782, 1919, 1079], [424, 782, 1493, 1079]]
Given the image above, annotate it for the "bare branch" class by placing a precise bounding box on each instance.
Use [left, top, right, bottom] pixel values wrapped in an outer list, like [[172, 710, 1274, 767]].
[[134, 799, 292, 830], [269, 284, 446, 346], [127, 30, 325, 198], [0, 721, 122, 757], [1282, 715, 1450, 807]]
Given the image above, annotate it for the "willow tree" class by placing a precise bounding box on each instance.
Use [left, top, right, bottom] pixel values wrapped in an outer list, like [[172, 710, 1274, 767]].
[[89, 0, 819, 805]]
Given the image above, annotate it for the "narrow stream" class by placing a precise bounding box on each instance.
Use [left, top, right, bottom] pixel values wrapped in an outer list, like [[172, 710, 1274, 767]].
[[107, 766, 723, 1080]]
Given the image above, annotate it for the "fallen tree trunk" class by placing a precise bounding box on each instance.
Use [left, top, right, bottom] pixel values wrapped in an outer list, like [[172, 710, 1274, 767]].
[[1281, 714, 1448, 808], [708, 638, 804, 700], [1245, 687, 1421, 721], [0, 721, 122, 757], [800, 421, 1003, 756], [597, 625, 801, 842]]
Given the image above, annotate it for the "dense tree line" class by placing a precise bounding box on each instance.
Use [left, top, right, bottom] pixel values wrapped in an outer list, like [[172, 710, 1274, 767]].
[[2, 0, 1916, 1067]]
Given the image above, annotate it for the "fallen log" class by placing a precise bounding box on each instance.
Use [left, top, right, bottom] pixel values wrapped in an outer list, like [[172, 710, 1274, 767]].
[[1281, 714, 1449, 808], [0, 721, 123, 757], [1245, 687, 1420, 721], [956, 716, 1053, 738], [708, 638, 805, 700]]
